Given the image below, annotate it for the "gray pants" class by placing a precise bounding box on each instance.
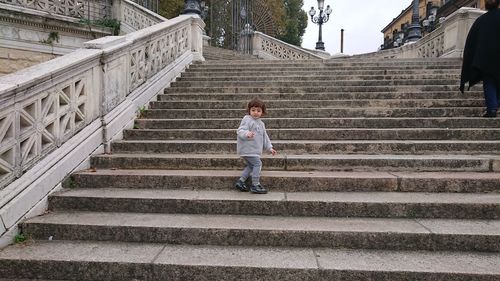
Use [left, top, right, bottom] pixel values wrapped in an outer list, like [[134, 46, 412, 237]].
[[240, 156, 262, 185]]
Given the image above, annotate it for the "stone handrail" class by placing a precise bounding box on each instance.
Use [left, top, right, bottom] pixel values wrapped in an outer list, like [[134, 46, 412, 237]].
[[0, 0, 112, 21], [117, 0, 167, 33], [0, 14, 204, 246], [251, 31, 323, 60], [350, 7, 484, 59]]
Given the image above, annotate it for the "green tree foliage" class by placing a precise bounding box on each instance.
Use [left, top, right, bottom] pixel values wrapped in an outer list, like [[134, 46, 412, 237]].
[[159, 0, 184, 19], [277, 0, 308, 46]]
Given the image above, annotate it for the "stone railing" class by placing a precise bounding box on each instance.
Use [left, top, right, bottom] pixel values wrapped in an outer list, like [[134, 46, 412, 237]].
[[0, 14, 204, 247], [117, 0, 167, 33], [0, 0, 112, 21], [350, 7, 484, 59], [251, 31, 323, 60]]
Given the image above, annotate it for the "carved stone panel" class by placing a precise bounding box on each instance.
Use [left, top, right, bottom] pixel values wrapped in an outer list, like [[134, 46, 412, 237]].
[[0, 71, 92, 189]]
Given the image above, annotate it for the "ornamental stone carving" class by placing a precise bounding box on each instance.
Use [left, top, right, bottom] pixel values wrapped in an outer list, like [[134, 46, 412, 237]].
[[121, 0, 163, 32], [0, 0, 111, 20], [252, 31, 322, 60], [129, 25, 189, 91], [0, 73, 92, 186]]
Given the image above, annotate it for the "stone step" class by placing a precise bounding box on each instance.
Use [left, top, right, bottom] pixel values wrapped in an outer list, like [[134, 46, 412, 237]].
[[135, 117, 500, 129], [170, 79, 459, 88], [158, 91, 484, 101], [49, 188, 500, 219], [142, 107, 483, 119], [20, 211, 500, 252], [188, 63, 462, 70], [181, 69, 461, 77], [123, 128, 500, 141], [186, 65, 462, 73], [203, 47, 258, 61], [69, 169, 500, 193], [1, 241, 499, 280], [177, 74, 461, 82], [150, 99, 483, 109], [163, 85, 463, 93], [197, 58, 461, 65], [110, 140, 500, 155], [90, 154, 499, 172]]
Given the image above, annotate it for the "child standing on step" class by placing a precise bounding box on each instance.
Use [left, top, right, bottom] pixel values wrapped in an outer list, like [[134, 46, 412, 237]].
[[235, 98, 277, 194]]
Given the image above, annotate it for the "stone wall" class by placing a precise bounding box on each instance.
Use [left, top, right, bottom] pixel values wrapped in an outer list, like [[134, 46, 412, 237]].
[[0, 3, 114, 61], [0, 47, 57, 76]]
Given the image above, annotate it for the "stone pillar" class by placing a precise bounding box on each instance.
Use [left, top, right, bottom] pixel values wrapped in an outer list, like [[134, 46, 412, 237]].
[[190, 15, 206, 61], [442, 7, 484, 58]]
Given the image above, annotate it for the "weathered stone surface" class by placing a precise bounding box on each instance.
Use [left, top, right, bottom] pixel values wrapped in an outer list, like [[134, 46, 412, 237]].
[[164, 84, 462, 94], [0, 220, 5, 237], [124, 128, 500, 141], [70, 169, 399, 192], [158, 91, 484, 101], [90, 153, 496, 172], [150, 99, 482, 109], [48, 188, 500, 219], [20, 212, 500, 251], [69, 169, 500, 193], [144, 107, 483, 119], [0, 48, 57, 75], [1, 241, 499, 280], [176, 73, 461, 82], [135, 117, 500, 129], [110, 140, 500, 155], [316, 248, 500, 280]]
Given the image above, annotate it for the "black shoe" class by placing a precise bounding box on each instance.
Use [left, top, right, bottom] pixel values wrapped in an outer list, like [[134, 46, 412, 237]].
[[250, 184, 268, 194], [235, 180, 249, 192], [483, 110, 497, 118]]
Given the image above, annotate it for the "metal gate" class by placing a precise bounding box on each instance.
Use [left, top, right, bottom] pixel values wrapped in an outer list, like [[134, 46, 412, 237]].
[[206, 0, 277, 53]]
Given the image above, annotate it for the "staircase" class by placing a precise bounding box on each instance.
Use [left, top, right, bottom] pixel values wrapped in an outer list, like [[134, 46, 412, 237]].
[[203, 45, 259, 60], [1, 58, 500, 280]]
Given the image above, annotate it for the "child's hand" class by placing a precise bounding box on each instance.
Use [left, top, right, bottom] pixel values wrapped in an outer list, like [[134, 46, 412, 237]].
[[246, 131, 255, 138], [270, 148, 277, 156]]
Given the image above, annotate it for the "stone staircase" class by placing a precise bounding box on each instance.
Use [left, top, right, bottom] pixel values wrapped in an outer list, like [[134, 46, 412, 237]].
[[203, 45, 259, 60], [1, 58, 500, 280]]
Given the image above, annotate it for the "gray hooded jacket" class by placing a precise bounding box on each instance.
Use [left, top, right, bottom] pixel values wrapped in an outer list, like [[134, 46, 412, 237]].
[[236, 115, 273, 157]]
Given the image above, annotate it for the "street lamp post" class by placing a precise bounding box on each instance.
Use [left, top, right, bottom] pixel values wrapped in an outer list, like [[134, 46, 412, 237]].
[[183, 0, 201, 15], [309, 0, 332, 51], [406, 0, 422, 42]]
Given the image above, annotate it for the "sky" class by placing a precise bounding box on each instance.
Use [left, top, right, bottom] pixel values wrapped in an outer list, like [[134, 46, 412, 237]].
[[301, 0, 413, 55]]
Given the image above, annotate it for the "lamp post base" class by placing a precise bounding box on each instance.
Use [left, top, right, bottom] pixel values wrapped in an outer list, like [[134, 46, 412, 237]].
[[315, 41, 325, 51], [183, 0, 201, 15], [406, 23, 422, 42]]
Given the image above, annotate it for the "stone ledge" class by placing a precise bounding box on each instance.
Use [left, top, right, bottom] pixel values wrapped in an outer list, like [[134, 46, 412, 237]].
[[84, 36, 126, 50]]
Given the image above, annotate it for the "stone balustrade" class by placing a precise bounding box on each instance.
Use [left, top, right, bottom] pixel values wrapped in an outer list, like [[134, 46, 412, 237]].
[[118, 0, 167, 33], [351, 7, 484, 59], [0, 13, 204, 247], [250, 31, 324, 60], [0, 0, 111, 21]]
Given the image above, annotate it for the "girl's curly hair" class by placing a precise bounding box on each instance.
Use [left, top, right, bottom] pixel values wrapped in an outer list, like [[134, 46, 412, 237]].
[[246, 98, 267, 115]]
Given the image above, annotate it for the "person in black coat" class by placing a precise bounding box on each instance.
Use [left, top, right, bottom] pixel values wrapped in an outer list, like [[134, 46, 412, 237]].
[[460, 0, 500, 117]]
